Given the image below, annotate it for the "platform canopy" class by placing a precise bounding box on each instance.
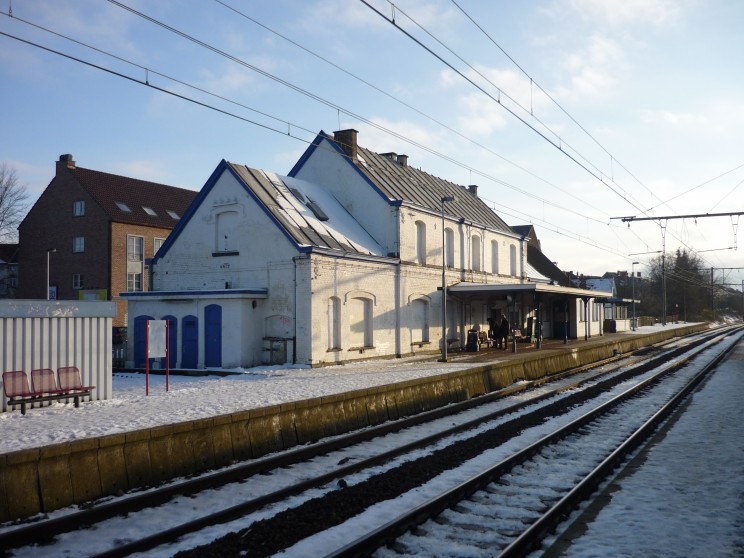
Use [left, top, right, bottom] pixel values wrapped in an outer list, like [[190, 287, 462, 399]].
[[448, 282, 613, 300]]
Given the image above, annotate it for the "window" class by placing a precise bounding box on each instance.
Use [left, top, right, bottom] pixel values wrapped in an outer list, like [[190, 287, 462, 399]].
[[510, 245, 517, 276], [73, 200, 85, 216], [472, 234, 481, 271], [143, 206, 157, 217], [349, 297, 372, 348], [72, 274, 84, 289], [154, 237, 165, 255], [445, 228, 454, 267], [127, 235, 144, 261], [328, 297, 341, 350], [167, 210, 180, 220], [411, 299, 429, 343], [415, 221, 426, 264], [491, 240, 499, 274], [116, 202, 131, 212], [127, 273, 142, 292], [127, 235, 144, 292], [73, 236, 85, 253]]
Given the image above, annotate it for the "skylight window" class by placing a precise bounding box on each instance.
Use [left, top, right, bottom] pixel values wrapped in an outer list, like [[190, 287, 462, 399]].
[[306, 199, 329, 221], [167, 210, 180, 219], [116, 202, 131, 212], [143, 206, 157, 216]]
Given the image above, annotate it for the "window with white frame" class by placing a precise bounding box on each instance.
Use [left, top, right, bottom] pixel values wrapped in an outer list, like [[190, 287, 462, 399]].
[[445, 228, 454, 267], [472, 234, 481, 271], [510, 244, 517, 276], [72, 274, 84, 289], [73, 200, 85, 216], [415, 221, 426, 264], [349, 297, 373, 348], [127, 235, 143, 261], [127, 235, 144, 292], [491, 240, 499, 274], [73, 236, 85, 253], [154, 237, 165, 255], [328, 296, 341, 350]]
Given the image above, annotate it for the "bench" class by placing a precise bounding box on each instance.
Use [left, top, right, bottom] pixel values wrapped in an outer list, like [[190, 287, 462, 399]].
[[2, 368, 95, 415]]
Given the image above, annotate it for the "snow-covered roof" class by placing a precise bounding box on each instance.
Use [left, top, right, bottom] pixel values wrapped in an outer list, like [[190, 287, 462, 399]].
[[228, 164, 385, 257]]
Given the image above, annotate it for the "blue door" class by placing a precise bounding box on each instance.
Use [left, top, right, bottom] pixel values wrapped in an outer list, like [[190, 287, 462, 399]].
[[204, 304, 222, 368], [181, 315, 198, 369], [162, 315, 178, 369], [134, 315, 154, 368]]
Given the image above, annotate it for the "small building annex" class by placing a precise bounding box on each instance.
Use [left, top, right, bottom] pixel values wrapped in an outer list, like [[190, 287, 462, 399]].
[[122, 130, 609, 369]]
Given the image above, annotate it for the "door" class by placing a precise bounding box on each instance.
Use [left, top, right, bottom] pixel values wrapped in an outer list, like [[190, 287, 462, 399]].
[[205, 304, 222, 368], [181, 315, 198, 369]]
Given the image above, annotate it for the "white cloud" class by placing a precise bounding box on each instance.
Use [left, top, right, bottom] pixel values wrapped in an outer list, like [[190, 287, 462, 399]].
[[565, 0, 685, 27], [557, 34, 626, 99], [641, 109, 709, 128]]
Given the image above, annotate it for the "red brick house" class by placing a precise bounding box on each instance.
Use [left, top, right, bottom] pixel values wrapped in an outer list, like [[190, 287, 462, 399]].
[[17, 155, 197, 328]]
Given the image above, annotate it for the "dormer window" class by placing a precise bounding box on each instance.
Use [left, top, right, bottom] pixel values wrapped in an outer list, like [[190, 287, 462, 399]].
[[116, 202, 131, 212], [143, 206, 157, 216]]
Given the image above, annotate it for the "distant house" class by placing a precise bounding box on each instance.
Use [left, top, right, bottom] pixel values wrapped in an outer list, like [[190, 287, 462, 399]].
[[17, 155, 197, 329], [0, 244, 18, 298], [123, 130, 610, 369]]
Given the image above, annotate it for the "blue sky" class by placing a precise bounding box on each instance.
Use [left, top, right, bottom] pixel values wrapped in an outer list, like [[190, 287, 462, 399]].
[[1, 0, 743, 288]]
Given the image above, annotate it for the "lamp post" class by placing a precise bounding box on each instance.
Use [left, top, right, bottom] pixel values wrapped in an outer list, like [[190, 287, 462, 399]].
[[440, 195, 455, 362], [46, 248, 57, 300], [631, 261, 639, 331]]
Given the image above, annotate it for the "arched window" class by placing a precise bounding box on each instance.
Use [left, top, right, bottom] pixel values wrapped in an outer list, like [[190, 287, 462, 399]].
[[410, 298, 430, 343], [510, 244, 517, 276], [328, 297, 341, 350], [445, 228, 454, 268], [349, 297, 373, 348], [491, 240, 499, 274], [472, 234, 481, 271], [415, 221, 426, 264]]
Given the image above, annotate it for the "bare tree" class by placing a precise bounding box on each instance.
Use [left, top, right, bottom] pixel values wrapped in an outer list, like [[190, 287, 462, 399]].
[[0, 163, 29, 242]]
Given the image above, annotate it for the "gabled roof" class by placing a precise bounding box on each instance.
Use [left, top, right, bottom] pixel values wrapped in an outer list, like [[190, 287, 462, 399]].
[[291, 131, 516, 235], [156, 160, 387, 263], [66, 166, 196, 228], [228, 164, 385, 256], [526, 244, 570, 286]]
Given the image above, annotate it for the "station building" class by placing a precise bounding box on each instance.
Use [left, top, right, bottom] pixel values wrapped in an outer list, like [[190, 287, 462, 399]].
[[122, 130, 610, 369]]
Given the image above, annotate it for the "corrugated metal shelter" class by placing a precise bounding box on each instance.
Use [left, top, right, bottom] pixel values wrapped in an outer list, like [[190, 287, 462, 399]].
[[1, 300, 115, 413]]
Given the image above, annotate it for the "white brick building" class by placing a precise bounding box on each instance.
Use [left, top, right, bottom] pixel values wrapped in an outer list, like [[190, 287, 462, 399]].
[[123, 130, 609, 369]]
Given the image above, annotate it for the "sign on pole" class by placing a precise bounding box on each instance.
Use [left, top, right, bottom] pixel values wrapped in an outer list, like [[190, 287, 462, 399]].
[[146, 320, 170, 395]]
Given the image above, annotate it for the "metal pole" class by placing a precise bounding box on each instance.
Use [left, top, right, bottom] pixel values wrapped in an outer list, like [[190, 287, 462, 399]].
[[46, 248, 56, 300], [440, 195, 454, 362], [632, 261, 639, 331]]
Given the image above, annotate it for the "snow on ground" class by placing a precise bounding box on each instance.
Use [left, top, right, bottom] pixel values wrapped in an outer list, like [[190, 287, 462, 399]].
[[0, 353, 476, 454], [0, 323, 717, 455], [546, 335, 744, 557]]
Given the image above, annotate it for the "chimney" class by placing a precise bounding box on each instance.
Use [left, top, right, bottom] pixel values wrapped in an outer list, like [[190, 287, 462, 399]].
[[397, 154, 408, 167], [57, 154, 75, 173], [467, 184, 478, 197], [333, 129, 358, 162]]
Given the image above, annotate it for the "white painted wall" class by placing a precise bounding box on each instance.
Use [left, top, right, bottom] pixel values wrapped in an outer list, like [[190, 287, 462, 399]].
[[1, 300, 115, 412]]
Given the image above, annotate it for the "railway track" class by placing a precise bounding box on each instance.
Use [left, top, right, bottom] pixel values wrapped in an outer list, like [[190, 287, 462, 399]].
[[1, 327, 739, 557]]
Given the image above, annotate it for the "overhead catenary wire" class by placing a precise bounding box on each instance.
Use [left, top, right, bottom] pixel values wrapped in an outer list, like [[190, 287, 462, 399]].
[[212, 0, 614, 221], [0, 18, 627, 257], [362, 0, 727, 272], [2, 3, 734, 278]]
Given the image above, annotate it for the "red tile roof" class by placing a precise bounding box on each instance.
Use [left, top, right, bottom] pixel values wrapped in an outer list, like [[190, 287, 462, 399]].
[[69, 167, 197, 229]]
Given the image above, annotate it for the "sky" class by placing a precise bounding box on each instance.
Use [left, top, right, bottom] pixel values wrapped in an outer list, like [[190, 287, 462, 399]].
[[1, 0, 743, 286]]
